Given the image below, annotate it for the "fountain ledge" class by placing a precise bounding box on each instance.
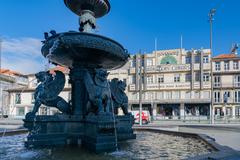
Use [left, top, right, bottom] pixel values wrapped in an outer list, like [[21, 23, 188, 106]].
[[133, 127, 240, 160]]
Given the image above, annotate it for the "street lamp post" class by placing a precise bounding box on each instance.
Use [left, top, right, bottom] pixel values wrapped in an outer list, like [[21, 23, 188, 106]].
[[139, 52, 143, 126], [0, 38, 3, 118], [209, 8, 216, 124]]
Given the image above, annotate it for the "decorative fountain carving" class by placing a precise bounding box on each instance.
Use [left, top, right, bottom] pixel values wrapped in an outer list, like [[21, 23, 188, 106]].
[[25, 71, 70, 120], [83, 68, 111, 115], [23, 0, 135, 153], [110, 78, 129, 115]]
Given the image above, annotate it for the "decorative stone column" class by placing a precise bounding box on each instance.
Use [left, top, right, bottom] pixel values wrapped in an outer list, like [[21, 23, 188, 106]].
[[69, 63, 88, 117]]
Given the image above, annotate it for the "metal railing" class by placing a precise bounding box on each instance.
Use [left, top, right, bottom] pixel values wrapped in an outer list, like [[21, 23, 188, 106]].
[[152, 115, 240, 124]]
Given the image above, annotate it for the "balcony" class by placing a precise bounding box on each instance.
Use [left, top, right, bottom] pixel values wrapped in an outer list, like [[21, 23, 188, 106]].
[[128, 98, 211, 104], [213, 83, 240, 88], [129, 82, 192, 91], [213, 98, 236, 104], [129, 68, 136, 74], [203, 63, 211, 70], [194, 82, 211, 89]]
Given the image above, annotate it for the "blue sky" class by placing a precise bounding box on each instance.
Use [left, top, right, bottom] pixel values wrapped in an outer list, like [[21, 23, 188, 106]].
[[0, 0, 239, 73]]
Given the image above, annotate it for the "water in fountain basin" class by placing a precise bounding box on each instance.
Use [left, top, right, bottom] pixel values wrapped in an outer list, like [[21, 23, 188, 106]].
[[0, 131, 215, 160]]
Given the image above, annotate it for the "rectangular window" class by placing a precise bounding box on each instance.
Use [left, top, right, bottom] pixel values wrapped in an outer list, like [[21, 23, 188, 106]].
[[130, 75, 136, 84], [16, 107, 25, 116], [214, 76, 221, 87], [203, 73, 210, 82], [234, 75, 240, 87], [215, 62, 221, 71], [165, 91, 172, 99], [186, 56, 191, 64], [174, 74, 180, 82], [194, 55, 200, 63], [157, 92, 164, 99], [137, 59, 144, 67], [234, 91, 240, 103], [233, 61, 239, 70], [123, 79, 127, 84], [31, 93, 35, 104], [130, 60, 136, 67], [185, 73, 191, 82], [68, 92, 72, 101], [226, 108, 232, 116], [236, 106, 240, 117], [185, 91, 191, 99], [158, 75, 164, 83], [15, 93, 21, 104], [214, 91, 221, 103], [203, 56, 209, 63], [223, 91, 230, 103], [147, 76, 153, 84], [194, 91, 200, 99], [224, 61, 230, 70], [195, 72, 200, 82], [172, 91, 180, 99], [146, 59, 153, 66]]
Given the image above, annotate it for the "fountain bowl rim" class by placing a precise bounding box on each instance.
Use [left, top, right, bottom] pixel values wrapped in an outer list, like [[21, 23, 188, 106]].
[[64, 0, 111, 18], [43, 31, 126, 52]]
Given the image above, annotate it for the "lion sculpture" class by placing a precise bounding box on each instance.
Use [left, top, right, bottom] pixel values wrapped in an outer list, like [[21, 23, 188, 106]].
[[83, 68, 111, 115], [110, 78, 129, 115]]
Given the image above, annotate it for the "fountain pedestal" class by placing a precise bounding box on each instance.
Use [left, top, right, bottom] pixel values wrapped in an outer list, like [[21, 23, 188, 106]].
[[24, 115, 84, 147], [83, 114, 117, 153]]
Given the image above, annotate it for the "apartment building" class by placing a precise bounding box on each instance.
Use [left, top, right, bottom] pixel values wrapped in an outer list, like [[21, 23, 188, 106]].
[[0, 69, 28, 116], [212, 53, 240, 119]]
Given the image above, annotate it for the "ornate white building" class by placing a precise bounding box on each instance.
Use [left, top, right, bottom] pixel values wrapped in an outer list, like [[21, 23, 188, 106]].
[[128, 48, 212, 120]]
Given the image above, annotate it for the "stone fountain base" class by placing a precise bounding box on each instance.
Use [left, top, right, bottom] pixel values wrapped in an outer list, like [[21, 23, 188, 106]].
[[23, 114, 135, 153]]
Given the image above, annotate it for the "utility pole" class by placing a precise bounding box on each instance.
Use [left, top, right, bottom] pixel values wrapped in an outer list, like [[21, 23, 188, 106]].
[[209, 8, 216, 124], [139, 51, 143, 126]]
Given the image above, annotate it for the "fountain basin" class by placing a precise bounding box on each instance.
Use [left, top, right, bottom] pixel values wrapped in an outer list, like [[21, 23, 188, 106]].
[[42, 32, 129, 69], [1, 131, 216, 160]]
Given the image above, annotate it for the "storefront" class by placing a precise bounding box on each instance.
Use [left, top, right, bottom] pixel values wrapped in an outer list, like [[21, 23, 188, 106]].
[[156, 104, 180, 119], [184, 104, 210, 117]]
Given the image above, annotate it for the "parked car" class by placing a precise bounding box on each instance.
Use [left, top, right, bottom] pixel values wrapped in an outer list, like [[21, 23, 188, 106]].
[[131, 110, 150, 124]]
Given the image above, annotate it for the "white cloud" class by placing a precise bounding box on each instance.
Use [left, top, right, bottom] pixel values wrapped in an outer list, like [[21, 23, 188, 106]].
[[1, 37, 46, 74], [2, 37, 42, 56]]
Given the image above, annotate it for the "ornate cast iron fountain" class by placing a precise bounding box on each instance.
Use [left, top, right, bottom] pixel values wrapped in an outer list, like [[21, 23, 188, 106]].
[[23, 0, 135, 153]]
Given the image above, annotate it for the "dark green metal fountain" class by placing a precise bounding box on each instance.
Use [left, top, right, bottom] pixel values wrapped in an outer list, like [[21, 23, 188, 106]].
[[23, 0, 135, 153]]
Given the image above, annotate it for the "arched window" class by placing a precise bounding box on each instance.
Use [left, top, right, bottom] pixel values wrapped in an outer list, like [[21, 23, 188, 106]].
[[160, 55, 177, 64]]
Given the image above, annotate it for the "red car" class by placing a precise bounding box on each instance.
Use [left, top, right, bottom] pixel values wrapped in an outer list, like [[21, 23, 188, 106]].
[[133, 111, 150, 124]]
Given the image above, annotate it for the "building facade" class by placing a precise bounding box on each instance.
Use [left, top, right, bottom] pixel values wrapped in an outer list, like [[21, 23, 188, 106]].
[[0, 69, 28, 116], [6, 48, 240, 121], [212, 53, 240, 119], [128, 48, 212, 120]]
